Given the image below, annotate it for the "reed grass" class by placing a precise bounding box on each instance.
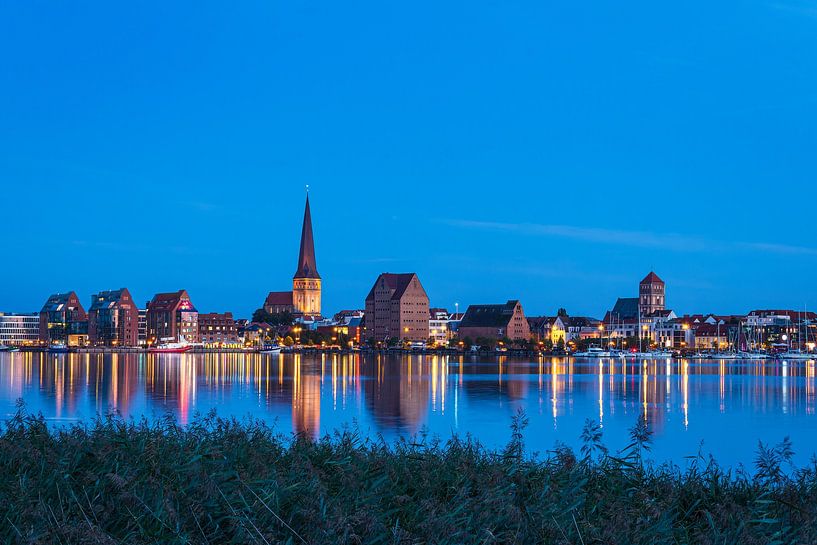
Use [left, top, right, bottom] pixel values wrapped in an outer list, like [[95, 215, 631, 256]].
[[1, 404, 815, 544]]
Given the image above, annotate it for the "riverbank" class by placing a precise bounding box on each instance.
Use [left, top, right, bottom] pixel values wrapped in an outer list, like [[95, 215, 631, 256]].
[[1, 410, 814, 544], [10, 346, 548, 356]]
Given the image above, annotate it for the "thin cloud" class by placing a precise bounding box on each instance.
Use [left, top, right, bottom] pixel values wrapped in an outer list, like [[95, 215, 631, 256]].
[[443, 219, 817, 256], [443, 219, 719, 252], [768, 2, 817, 18], [740, 242, 817, 256]]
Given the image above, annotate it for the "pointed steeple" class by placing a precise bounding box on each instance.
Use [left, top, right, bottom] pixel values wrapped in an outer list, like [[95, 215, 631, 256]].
[[294, 193, 320, 279]]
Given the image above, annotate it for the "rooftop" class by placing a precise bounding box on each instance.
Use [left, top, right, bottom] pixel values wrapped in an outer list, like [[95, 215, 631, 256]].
[[365, 273, 421, 302], [641, 271, 664, 285], [460, 301, 521, 328]]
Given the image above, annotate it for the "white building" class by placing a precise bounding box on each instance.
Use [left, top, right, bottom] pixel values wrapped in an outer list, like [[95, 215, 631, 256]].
[[0, 313, 40, 346], [138, 309, 148, 346], [429, 308, 451, 346]]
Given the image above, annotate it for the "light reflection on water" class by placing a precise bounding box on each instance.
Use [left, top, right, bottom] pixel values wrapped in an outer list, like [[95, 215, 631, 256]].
[[0, 352, 815, 468]]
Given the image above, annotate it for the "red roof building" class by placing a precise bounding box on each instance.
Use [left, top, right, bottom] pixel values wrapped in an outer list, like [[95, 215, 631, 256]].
[[146, 290, 198, 344], [264, 291, 295, 315]]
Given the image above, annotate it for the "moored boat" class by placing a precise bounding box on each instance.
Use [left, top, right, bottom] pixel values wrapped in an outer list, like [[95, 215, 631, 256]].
[[711, 352, 740, 360], [776, 350, 817, 361], [573, 346, 613, 358], [47, 342, 70, 353], [737, 351, 771, 360], [633, 350, 674, 359], [260, 344, 282, 354], [148, 341, 193, 353]]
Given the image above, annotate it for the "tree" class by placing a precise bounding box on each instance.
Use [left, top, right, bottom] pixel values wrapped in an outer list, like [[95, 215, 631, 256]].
[[475, 337, 496, 350], [251, 309, 294, 327], [557, 308, 568, 317], [282, 336, 294, 347]]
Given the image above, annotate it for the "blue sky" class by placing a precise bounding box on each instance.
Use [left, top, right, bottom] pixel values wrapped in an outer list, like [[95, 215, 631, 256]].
[[1, 1, 816, 318]]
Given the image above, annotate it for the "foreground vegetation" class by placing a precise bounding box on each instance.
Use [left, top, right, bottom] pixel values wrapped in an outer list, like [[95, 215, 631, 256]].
[[1, 407, 816, 544]]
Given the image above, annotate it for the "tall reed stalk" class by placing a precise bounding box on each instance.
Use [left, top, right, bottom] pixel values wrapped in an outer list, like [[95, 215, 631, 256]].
[[0, 404, 815, 544]]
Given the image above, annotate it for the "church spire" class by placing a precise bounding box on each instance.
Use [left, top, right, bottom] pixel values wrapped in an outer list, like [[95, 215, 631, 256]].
[[294, 193, 320, 280]]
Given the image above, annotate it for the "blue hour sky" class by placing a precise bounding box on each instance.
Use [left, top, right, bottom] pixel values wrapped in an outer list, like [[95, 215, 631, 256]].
[[1, 1, 816, 318]]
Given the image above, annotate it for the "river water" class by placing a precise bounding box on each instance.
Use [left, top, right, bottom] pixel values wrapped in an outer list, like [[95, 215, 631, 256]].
[[0, 351, 815, 469]]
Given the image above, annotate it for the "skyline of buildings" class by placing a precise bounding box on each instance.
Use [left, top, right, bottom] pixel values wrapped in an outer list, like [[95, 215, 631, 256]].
[[2, 192, 817, 352]]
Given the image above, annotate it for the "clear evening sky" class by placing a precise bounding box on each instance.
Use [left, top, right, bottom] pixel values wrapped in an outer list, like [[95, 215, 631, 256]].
[[1, 1, 816, 318]]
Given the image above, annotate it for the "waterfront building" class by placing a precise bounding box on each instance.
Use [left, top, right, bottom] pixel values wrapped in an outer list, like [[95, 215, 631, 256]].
[[198, 312, 239, 347], [693, 323, 730, 350], [316, 317, 363, 346], [146, 290, 198, 344], [527, 316, 556, 344], [746, 310, 817, 349], [138, 309, 147, 346], [241, 322, 275, 346], [653, 317, 693, 349], [0, 313, 40, 346], [639, 271, 666, 316], [39, 292, 88, 346], [429, 308, 450, 346], [292, 194, 321, 318], [458, 300, 531, 341], [323, 311, 365, 345], [550, 315, 603, 344], [364, 273, 430, 343], [87, 288, 139, 347]]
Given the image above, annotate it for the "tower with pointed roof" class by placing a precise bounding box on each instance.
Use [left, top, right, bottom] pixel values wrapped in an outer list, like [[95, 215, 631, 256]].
[[639, 271, 665, 316], [292, 193, 321, 317]]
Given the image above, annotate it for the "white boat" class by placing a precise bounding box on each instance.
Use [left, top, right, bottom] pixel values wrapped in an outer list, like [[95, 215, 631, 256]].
[[148, 340, 192, 353], [573, 347, 613, 357], [777, 350, 817, 361], [48, 342, 70, 353], [260, 344, 282, 354], [737, 351, 771, 360], [686, 352, 711, 360], [633, 350, 674, 359], [711, 352, 740, 360]]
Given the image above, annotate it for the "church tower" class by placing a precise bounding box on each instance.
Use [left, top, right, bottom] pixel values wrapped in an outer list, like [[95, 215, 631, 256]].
[[292, 193, 321, 317], [638, 271, 665, 316]]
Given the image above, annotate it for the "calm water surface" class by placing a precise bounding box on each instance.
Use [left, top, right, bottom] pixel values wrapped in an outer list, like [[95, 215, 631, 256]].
[[1, 352, 816, 468]]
